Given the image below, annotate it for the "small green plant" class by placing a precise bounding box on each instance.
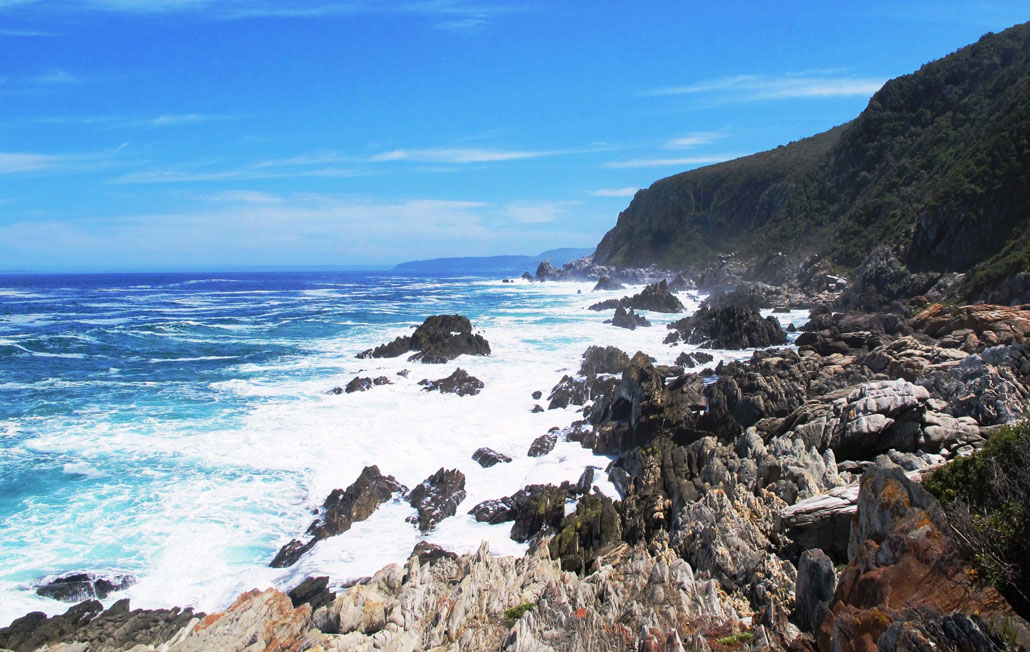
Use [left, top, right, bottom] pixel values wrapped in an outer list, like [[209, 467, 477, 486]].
[[715, 630, 754, 646], [503, 602, 535, 623]]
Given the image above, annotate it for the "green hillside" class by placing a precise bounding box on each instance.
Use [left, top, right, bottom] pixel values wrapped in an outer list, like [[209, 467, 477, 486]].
[[593, 23, 1030, 300]]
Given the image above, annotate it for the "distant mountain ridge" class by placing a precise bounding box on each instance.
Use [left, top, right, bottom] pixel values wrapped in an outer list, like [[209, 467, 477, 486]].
[[393, 248, 593, 275], [593, 22, 1030, 300]]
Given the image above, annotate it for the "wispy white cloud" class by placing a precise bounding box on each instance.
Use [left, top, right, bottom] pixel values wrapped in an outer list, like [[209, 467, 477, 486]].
[[34, 68, 80, 85], [114, 165, 371, 183], [0, 27, 52, 36], [588, 187, 639, 197], [504, 200, 581, 224], [198, 189, 283, 203], [35, 113, 235, 128], [0, 148, 122, 174], [0, 151, 61, 173], [370, 147, 552, 164], [663, 132, 725, 149], [604, 154, 740, 169], [1, 1, 523, 32], [648, 72, 885, 103]]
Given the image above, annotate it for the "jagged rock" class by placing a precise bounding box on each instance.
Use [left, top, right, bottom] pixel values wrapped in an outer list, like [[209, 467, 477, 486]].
[[835, 246, 939, 311], [579, 345, 630, 376], [406, 468, 466, 532], [610, 306, 650, 329], [0, 599, 201, 652], [419, 368, 484, 396], [271, 465, 407, 567], [627, 279, 684, 312], [588, 280, 684, 313], [472, 447, 511, 468], [917, 342, 1030, 425], [535, 260, 559, 280], [527, 432, 557, 457], [667, 272, 694, 293], [575, 467, 595, 495], [795, 549, 836, 633], [531, 404, 544, 413], [36, 572, 136, 603], [344, 376, 373, 393], [357, 314, 491, 363], [316, 539, 735, 652], [531, 390, 542, 400], [170, 588, 318, 652], [817, 466, 1030, 651], [669, 296, 786, 349], [287, 576, 335, 612], [592, 275, 624, 291]]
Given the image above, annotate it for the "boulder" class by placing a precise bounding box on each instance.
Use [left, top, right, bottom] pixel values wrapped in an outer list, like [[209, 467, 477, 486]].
[[626, 279, 684, 312], [419, 368, 484, 396], [548, 492, 622, 573], [406, 468, 466, 532], [527, 432, 557, 457], [344, 376, 373, 393], [357, 314, 490, 363], [794, 549, 836, 633], [610, 306, 650, 329], [409, 541, 458, 565], [911, 303, 1030, 349], [471, 447, 511, 468], [579, 345, 630, 376], [592, 275, 625, 291]]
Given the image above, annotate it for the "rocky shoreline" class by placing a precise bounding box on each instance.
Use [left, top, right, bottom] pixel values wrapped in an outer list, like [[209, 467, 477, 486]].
[[3, 261, 1030, 652]]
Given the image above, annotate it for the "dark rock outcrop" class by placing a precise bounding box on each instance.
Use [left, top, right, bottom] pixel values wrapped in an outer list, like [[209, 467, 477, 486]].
[[592, 275, 624, 291], [579, 345, 630, 376], [527, 432, 557, 457], [287, 576, 335, 612], [36, 572, 136, 603], [471, 447, 511, 468], [610, 306, 650, 330], [410, 541, 458, 565], [419, 368, 484, 396], [549, 492, 622, 573], [357, 315, 490, 364], [0, 599, 201, 652], [669, 301, 786, 349], [406, 468, 466, 532], [589, 280, 684, 313], [271, 465, 406, 567], [795, 549, 836, 633]]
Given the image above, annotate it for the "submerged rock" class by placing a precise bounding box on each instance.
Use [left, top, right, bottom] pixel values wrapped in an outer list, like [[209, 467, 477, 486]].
[[36, 572, 136, 603]]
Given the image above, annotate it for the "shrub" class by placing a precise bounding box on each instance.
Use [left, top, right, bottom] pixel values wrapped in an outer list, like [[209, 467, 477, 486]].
[[503, 602, 535, 623], [925, 420, 1030, 617]]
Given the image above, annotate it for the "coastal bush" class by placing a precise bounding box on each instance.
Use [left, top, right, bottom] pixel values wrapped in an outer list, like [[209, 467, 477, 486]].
[[924, 419, 1030, 617], [503, 602, 535, 623]]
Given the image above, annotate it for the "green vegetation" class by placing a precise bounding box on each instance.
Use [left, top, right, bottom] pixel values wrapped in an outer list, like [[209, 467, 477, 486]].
[[924, 420, 1030, 617], [503, 602, 535, 623], [594, 22, 1030, 301], [715, 630, 754, 647]]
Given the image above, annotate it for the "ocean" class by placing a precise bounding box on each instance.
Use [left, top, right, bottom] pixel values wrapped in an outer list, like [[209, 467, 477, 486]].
[[0, 272, 806, 626]]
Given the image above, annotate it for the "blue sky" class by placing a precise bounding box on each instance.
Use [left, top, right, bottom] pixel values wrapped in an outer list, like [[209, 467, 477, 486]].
[[0, 1, 1026, 271]]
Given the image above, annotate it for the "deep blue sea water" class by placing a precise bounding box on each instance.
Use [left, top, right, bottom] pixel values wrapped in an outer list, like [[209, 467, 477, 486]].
[[0, 272, 805, 624]]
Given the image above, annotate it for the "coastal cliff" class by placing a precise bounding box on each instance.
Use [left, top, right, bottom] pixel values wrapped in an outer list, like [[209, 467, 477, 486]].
[[594, 22, 1030, 303]]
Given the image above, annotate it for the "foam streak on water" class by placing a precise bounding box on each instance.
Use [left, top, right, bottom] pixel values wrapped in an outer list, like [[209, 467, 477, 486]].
[[0, 272, 804, 626]]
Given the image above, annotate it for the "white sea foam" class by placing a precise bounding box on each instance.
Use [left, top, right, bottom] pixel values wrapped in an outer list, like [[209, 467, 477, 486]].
[[0, 278, 801, 627]]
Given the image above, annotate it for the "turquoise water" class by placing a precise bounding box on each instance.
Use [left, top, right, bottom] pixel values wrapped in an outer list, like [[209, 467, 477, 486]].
[[0, 271, 797, 624]]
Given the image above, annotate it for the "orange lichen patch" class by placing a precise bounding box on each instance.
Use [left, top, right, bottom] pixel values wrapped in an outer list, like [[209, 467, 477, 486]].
[[195, 589, 262, 631], [575, 607, 588, 618]]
